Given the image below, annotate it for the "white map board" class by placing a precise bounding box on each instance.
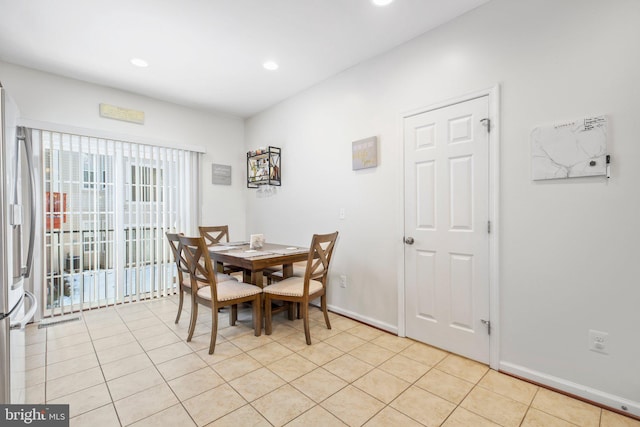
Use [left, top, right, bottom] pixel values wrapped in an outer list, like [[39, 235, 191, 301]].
[[531, 116, 607, 180]]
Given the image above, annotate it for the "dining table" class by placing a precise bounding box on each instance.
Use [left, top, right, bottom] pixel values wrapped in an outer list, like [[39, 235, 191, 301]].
[[208, 242, 309, 288]]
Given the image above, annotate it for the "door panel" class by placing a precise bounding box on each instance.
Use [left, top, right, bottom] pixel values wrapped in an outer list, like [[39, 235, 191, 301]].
[[404, 95, 490, 363]]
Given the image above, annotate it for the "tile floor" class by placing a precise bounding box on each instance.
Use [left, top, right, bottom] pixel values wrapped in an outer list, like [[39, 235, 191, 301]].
[[23, 296, 639, 427]]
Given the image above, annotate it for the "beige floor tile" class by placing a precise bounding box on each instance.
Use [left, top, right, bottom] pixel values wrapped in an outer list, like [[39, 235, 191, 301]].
[[378, 354, 430, 383], [25, 383, 45, 404], [46, 366, 105, 401], [211, 353, 262, 381], [92, 332, 137, 352], [267, 353, 318, 382], [47, 342, 95, 365], [25, 366, 46, 387], [306, 323, 342, 342], [228, 333, 273, 352], [26, 352, 46, 370], [323, 354, 374, 383], [49, 383, 111, 418], [156, 353, 207, 381], [531, 388, 601, 427], [128, 315, 168, 331], [129, 404, 196, 427], [139, 331, 181, 351], [330, 316, 360, 332], [46, 331, 92, 351], [131, 324, 173, 341], [436, 354, 489, 383], [347, 324, 385, 341], [297, 342, 344, 365], [89, 323, 130, 341], [196, 341, 243, 366], [324, 332, 366, 353], [205, 404, 270, 427], [353, 368, 410, 404], [217, 323, 254, 340], [26, 341, 47, 357], [521, 407, 578, 427], [169, 366, 225, 401], [400, 341, 449, 366], [107, 366, 165, 401], [146, 341, 193, 365], [186, 332, 223, 352], [252, 384, 315, 427], [228, 367, 286, 402], [70, 403, 120, 427], [415, 368, 474, 404], [601, 410, 640, 427], [101, 353, 154, 381], [286, 405, 347, 427], [442, 407, 501, 427], [183, 383, 247, 426], [114, 383, 179, 426], [47, 352, 99, 381], [96, 341, 145, 365], [370, 334, 413, 353], [389, 386, 456, 427], [247, 341, 294, 365], [276, 332, 313, 352], [363, 406, 422, 427], [291, 367, 348, 403], [263, 323, 298, 340], [348, 342, 395, 366], [322, 385, 385, 427], [46, 322, 88, 339], [478, 370, 538, 405], [460, 386, 528, 427]]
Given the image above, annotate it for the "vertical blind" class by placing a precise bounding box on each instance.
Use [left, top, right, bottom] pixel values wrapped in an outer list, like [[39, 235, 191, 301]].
[[35, 129, 200, 317]]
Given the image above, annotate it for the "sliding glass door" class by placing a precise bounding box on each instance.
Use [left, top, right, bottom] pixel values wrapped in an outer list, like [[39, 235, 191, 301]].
[[35, 130, 199, 316]]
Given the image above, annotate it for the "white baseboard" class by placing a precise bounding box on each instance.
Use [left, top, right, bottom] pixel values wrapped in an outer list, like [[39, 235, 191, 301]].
[[327, 304, 398, 335], [500, 361, 640, 418]]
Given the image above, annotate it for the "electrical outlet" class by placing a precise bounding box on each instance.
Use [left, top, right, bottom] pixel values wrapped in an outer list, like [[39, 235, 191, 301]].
[[589, 329, 608, 354], [339, 275, 347, 288], [339, 208, 346, 219]]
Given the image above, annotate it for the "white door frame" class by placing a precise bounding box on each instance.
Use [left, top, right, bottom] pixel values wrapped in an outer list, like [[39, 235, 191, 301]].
[[397, 85, 500, 370]]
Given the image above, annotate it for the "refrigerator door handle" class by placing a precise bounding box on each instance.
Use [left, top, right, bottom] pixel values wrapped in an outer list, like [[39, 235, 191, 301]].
[[18, 126, 36, 278], [10, 291, 37, 330]]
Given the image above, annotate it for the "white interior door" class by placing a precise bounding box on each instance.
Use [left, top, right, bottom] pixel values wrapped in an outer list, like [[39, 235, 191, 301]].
[[404, 95, 490, 363]]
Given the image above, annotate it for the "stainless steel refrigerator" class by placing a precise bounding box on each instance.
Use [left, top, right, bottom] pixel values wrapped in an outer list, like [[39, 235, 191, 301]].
[[0, 83, 38, 404]]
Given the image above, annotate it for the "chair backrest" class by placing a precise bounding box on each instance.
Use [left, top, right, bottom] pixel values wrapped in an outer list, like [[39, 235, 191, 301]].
[[304, 231, 339, 288], [178, 235, 218, 300], [166, 232, 189, 280], [199, 225, 230, 246]]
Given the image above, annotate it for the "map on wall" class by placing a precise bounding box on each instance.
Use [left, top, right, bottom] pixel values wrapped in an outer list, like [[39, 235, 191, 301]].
[[531, 116, 607, 180]]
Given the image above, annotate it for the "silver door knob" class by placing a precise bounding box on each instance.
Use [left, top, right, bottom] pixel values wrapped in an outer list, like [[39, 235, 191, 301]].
[[404, 237, 414, 245]]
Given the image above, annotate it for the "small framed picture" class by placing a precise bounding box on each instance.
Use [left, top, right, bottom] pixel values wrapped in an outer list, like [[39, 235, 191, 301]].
[[352, 136, 378, 170]]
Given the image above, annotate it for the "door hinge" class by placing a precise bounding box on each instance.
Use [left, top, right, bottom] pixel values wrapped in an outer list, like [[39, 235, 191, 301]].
[[481, 319, 491, 335], [487, 220, 491, 234]]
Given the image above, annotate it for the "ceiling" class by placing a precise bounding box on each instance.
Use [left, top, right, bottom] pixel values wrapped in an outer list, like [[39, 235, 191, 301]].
[[0, 0, 488, 118]]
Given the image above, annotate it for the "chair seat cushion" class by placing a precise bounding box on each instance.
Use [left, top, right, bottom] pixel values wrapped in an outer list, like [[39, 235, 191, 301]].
[[182, 273, 237, 289], [196, 280, 262, 302], [263, 277, 323, 297]]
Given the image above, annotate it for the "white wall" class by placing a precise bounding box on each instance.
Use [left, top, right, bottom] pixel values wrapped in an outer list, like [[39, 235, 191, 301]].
[[0, 61, 247, 236], [245, 0, 640, 415]]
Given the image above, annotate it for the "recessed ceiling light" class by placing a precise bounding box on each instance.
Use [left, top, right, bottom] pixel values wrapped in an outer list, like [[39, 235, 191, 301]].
[[263, 61, 279, 71], [130, 58, 149, 68], [372, 0, 394, 6]]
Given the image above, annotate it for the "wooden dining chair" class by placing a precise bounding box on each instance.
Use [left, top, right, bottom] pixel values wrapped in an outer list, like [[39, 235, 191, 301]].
[[199, 225, 243, 275], [263, 231, 339, 345], [166, 232, 238, 326], [178, 235, 262, 354]]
